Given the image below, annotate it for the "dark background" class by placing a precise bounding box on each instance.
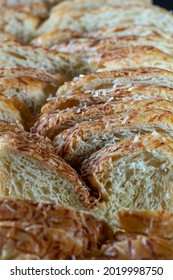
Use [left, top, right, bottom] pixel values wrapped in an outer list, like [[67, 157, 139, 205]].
[[153, 0, 173, 10]]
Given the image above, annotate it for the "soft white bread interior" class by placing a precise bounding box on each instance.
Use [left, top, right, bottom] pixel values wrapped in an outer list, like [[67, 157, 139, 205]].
[[0, 8, 41, 42], [0, 121, 92, 209], [57, 68, 173, 96], [0, 40, 88, 78], [53, 108, 173, 166], [81, 134, 173, 221]]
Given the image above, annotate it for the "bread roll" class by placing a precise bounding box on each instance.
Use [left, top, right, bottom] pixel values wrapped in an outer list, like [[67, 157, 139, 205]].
[[57, 68, 173, 96], [53, 108, 173, 166], [81, 134, 173, 220], [0, 121, 92, 209], [34, 99, 173, 137], [0, 40, 88, 78]]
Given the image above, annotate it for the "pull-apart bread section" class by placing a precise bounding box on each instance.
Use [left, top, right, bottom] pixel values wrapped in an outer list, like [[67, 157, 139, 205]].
[[0, 198, 112, 259], [81, 134, 173, 221], [34, 98, 173, 138], [0, 40, 88, 78], [0, 121, 92, 209], [53, 107, 173, 167], [37, 6, 173, 34], [57, 68, 173, 96]]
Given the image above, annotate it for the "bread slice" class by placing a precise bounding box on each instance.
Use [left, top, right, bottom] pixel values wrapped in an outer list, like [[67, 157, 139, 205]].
[[56, 34, 173, 57], [0, 8, 41, 42], [0, 94, 23, 126], [88, 46, 173, 72], [45, 85, 173, 117], [81, 134, 173, 220], [34, 99, 173, 137], [0, 198, 112, 250], [53, 108, 173, 166], [0, 121, 92, 209], [115, 209, 173, 239], [92, 234, 173, 260], [0, 40, 88, 78], [57, 68, 173, 96], [93, 24, 173, 40], [37, 6, 173, 34]]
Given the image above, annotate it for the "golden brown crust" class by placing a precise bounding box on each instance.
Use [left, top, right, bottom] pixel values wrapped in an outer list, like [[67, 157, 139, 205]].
[[0, 224, 84, 260], [88, 46, 173, 72], [115, 209, 173, 239], [92, 234, 173, 260], [34, 98, 173, 138], [55, 33, 173, 57], [0, 198, 113, 250], [0, 94, 23, 126], [57, 68, 173, 96]]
